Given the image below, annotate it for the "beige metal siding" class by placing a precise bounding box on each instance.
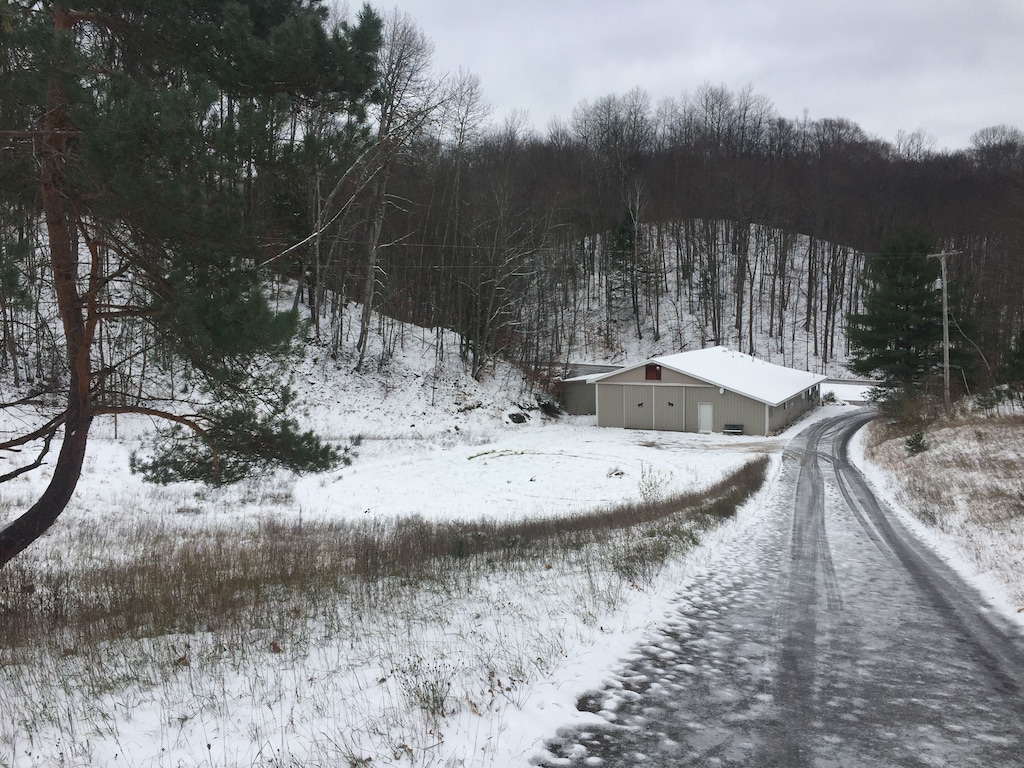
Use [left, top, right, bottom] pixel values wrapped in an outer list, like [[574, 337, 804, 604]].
[[597, 381, 806, 435], [686, 387, 716, 431], [623, 385, 654, 429], [598, 367, 706, 385], [767, 388, 816, 433], [681, 386, 771, 435], [654, 386, 686, 431], [768, 402, 789, 432], [791, 389, 815, 420], [596, 383, 623, 427], [793, 390, 813, 419], [561, 381, 596, 415], [716, 390, 770, 435]]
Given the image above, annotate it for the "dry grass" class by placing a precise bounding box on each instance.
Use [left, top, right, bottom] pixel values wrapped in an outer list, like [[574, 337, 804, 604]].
[[0, 456, 768, 654], [863, 413, 1024, 607]]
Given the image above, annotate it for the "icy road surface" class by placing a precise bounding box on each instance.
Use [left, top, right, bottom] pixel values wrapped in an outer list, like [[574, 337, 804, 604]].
[[533, 411, 1024, 767]]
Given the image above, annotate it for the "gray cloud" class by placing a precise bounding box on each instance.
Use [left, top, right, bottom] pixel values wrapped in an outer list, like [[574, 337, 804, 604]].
[[383, 0, 1024, 149]]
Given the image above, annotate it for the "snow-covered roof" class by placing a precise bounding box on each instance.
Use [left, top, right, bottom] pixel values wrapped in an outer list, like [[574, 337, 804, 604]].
[[588, 346, 828, 407]]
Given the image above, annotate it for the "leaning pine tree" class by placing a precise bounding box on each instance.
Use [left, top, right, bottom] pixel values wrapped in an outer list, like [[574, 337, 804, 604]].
[[846, 232, 943, 395], [0, 1, 382, 567]]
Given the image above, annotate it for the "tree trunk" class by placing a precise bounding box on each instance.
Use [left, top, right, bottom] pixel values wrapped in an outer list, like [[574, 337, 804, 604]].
[[0, 8, 94, 568], [355, 173, 387, 370], [1, 296, 20, 388]]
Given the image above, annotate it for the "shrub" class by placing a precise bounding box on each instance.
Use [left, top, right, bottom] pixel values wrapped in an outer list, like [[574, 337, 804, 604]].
[[637, 461, 669, 506], [536, 396, 563, 418], [905, 431, 928, 455]]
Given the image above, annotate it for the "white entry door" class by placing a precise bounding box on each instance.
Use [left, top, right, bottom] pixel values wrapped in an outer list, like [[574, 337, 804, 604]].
[[697, 401, 713, 433]]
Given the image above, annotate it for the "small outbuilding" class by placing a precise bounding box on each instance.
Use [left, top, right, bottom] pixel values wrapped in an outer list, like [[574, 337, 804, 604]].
[[558, 363, 622, 415], [570, 346, 826, 436]]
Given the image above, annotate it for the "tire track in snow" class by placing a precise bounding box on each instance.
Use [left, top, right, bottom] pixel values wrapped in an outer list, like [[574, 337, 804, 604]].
[[531, 411, 1024, 767], [829, 410, 1024, 695], [768, 417, 844, 767]]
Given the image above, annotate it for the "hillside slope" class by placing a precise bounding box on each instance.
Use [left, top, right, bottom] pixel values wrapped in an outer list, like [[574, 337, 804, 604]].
[[856, 416, 1024, 613]]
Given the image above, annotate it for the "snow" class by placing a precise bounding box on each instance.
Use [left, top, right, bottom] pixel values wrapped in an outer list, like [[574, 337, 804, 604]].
[[294, 420, 766, 524], [1, 306, 1019, 767], [591, 346, 828, 407], [848, 423, 1024, 631], [531, 413, 1024, 766], [0, 316, 812, 768], [823, 382, 871, 403]]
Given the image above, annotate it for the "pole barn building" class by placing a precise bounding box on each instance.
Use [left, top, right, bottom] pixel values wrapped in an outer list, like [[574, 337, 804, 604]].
[[578, 346, 826, 436]]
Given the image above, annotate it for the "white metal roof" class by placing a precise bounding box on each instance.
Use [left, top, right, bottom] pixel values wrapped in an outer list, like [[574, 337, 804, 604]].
[[588, 346, 828, 407]]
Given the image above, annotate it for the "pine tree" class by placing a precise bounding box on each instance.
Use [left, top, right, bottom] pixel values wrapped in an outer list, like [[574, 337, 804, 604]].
[[847, 233, 943, 392], [0, 1, 382, 567]]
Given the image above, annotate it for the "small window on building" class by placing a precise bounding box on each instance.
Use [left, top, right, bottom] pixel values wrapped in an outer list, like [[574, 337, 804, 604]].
[[645, 364, 662, 381]]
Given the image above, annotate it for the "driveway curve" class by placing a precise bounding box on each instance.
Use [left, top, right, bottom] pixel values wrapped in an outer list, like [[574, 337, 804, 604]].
[[532, 410, 1024, 767]]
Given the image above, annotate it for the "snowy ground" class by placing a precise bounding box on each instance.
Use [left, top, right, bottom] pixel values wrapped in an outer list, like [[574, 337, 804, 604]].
[[822, 381, 872, 404], [2, 325, 1019, 767], [853, 417, 1024, 619]]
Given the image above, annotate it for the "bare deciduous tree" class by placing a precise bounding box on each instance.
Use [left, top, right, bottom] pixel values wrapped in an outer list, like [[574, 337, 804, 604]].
[[355, 10, 446, 370]]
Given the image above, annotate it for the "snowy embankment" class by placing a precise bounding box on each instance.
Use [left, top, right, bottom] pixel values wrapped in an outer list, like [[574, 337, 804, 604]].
[[850, 417, 1024, 625]]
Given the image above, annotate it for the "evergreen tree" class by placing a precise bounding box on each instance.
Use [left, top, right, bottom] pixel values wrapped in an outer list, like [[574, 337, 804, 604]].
[[0, 1, 382, 567], [847, 233, 943, 392]]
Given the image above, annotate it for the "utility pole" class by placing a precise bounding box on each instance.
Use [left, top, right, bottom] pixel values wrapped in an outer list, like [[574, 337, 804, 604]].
[[927, 251, 959, 411]]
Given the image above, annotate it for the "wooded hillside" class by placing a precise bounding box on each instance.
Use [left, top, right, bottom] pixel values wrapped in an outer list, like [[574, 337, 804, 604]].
[[4, 10, 1024, 393]]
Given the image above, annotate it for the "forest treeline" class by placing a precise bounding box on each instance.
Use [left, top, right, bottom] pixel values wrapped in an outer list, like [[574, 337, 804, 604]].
[[297, 76, 1024, 383], [3, 9, 1024, 392]]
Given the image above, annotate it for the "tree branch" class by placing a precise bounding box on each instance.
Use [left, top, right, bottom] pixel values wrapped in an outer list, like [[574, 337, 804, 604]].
[[0, 427, 59, 483], [0, 412, 66, 452], [93, 405, 223, 481]]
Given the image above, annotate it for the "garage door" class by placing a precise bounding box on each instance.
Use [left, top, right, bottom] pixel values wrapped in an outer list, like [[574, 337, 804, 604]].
[[654, 386, 686, 431], [623, 385, 654, 429]]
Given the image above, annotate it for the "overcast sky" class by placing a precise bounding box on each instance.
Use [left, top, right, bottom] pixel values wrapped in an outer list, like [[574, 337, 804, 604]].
[[379, 0, 1024, 151]]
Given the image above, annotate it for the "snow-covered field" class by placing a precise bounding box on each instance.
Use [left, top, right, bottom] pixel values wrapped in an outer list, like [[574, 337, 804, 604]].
[[2, 319, 1019, 767], [0, 324, 815, 767]]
